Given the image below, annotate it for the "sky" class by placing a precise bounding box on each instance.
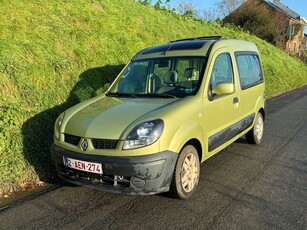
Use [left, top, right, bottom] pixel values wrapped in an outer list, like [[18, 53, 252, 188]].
[[168, 0, 307, 32]]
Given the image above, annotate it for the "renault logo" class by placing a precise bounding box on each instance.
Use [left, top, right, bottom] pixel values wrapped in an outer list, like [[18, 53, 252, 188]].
[[81, 139, 88, 151]]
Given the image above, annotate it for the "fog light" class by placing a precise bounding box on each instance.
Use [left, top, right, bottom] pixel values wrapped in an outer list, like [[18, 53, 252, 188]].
[[131, 177, 145, 188]]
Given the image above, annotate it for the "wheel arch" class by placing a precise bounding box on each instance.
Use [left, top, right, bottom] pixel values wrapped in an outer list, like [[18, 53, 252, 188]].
[[259, 107, 265, 121], [183, 139, 203, 162], [166, 120, 205, 160]]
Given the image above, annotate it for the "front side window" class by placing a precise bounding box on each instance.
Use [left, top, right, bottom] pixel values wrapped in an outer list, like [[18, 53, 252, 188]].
[[108, 57, 205, 98], [209, 53, 234, 93], [236, 54, 263, 89]]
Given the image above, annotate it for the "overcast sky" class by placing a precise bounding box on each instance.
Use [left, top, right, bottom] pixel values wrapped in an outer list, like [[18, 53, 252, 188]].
[[168, 0, 307, 33]]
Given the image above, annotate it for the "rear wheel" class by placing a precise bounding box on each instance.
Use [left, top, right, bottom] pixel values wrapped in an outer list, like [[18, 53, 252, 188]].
[[246, 112, 264, 144], [169, 145, 200, 199]]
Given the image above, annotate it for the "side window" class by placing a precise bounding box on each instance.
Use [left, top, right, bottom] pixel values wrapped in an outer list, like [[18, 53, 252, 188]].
[[236, 54, 263, 89], [209, 53, 234, 91], [251, 56, 262, 83]]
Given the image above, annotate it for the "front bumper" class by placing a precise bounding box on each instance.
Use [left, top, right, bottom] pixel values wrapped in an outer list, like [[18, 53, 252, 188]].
[[51, 144, 178, 195]]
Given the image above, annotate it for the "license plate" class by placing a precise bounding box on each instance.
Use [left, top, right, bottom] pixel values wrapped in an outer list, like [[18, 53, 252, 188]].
[[63, 157, 103, 175]]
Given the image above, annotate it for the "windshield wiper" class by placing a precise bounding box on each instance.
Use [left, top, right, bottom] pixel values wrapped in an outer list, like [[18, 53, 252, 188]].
[[106, 92, 177, 98], [106, 92, 137, 98], [144, 93, 177, 98]]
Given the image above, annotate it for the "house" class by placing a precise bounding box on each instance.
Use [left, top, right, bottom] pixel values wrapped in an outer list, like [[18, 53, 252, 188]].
[[269, 0, 307, 56], [223, 0, 307, 57]]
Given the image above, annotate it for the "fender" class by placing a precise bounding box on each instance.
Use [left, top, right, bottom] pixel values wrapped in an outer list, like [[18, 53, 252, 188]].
[[166, 119, 206, 160]]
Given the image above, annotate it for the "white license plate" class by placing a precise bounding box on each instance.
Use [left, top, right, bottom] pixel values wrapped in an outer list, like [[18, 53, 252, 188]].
[[63, 157, 103, 175]]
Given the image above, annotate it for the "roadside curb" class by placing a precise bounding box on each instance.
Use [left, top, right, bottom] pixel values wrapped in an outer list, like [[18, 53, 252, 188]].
[[0, 181, 63, 212], [267, 85, 307, 103]]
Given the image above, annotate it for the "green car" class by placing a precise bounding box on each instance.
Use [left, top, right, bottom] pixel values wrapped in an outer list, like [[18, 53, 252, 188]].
[[51, 37, 265, 199]]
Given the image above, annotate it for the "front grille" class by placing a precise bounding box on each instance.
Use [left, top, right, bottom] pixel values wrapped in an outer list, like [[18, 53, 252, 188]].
[[91, 139, 119, 149], [64, 134, 118, 149], [64, 134, 81, 146]]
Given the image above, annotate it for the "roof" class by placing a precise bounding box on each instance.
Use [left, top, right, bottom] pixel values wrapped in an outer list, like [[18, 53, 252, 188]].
[[133, 37, 219, 60], [132, 37, 258, 61], [266, 0, 303, 23]]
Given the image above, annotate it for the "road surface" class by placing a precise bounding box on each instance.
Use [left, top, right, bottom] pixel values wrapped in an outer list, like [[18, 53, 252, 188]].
[[1, 87, 307, 230]]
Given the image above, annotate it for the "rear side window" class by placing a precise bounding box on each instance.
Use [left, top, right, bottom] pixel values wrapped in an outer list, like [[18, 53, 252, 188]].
[[236, 53, 263, 89]]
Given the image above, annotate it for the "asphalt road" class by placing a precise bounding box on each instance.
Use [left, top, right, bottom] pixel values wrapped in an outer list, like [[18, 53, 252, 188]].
[[1, 87, 307, 230]]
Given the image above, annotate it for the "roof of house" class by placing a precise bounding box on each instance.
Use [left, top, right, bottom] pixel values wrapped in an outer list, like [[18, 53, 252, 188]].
[[266, 0, 303, 23]]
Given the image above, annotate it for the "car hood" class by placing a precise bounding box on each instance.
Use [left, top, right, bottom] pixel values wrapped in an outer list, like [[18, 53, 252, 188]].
[[64, 96, 178, 139]]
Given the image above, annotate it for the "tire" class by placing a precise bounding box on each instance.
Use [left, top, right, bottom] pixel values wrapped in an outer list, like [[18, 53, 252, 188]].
[[169, 145, 200, 199], [246, 112, 264, 144]]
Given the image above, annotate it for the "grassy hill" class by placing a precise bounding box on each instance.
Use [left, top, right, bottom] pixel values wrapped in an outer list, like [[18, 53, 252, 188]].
[[1, 0, 307, 195]]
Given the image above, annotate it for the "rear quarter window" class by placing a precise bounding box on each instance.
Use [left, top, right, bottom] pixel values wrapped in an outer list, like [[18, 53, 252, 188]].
[[235, 52, 263, 89]]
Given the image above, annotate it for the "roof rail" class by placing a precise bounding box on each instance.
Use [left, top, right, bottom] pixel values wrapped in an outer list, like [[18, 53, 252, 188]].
[[171, 36, 223, 43]]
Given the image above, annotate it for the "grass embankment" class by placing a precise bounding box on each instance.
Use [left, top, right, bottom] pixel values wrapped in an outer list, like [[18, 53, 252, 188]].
[[1, 0, 307, 195]]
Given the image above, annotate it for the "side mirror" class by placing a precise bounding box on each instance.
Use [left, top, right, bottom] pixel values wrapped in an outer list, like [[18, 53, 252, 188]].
[[212, 82, 234, 95]]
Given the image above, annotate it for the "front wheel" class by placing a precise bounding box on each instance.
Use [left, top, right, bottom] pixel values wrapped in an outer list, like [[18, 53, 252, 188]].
[[169, 145, 200, 199], [246, 112, 264, 144]]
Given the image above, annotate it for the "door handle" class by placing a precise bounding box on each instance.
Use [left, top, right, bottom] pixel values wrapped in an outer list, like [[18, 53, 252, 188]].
[[233, 97, 239, 104]]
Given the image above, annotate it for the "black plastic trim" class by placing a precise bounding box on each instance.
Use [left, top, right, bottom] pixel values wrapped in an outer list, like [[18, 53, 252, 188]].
[[208, 113, 255, 152], [50, 144, 178, 195]]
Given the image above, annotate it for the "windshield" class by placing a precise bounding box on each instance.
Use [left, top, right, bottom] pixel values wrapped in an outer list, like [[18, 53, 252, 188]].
[[108, 57, 206, 98]]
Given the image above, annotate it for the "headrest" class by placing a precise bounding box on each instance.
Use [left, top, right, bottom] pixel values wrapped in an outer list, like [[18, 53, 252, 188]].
[[184, 68, 196, 79], [163, 70, 178, 84]]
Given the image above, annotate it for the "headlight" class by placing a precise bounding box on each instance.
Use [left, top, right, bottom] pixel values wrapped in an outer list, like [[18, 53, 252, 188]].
[[54, 112, 65, 140], [123, 119, 164, 150]]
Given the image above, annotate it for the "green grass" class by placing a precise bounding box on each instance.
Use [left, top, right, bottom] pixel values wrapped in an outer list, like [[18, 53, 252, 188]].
[[1, 0, 307, 195]]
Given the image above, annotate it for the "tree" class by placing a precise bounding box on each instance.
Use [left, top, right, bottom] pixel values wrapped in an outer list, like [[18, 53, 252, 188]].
[[154, 0, 171, 10], [177, 0, 199, 19], [136, 0, 152, 5], [223, 0, 289, 48], [202, 8, 220, 22], [215, 0, 244, 18]]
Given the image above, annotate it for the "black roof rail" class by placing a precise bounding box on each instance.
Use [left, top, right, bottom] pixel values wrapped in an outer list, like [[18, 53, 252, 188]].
[[171, 36, 223, 43]]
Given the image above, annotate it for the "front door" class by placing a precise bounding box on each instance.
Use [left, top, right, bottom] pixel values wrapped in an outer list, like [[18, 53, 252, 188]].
[[203, 51, 240, 155]]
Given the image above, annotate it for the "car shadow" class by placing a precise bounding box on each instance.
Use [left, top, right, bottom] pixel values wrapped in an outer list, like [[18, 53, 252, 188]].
[[22, 64, 124, 183], [235, 137, 248, 144]]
